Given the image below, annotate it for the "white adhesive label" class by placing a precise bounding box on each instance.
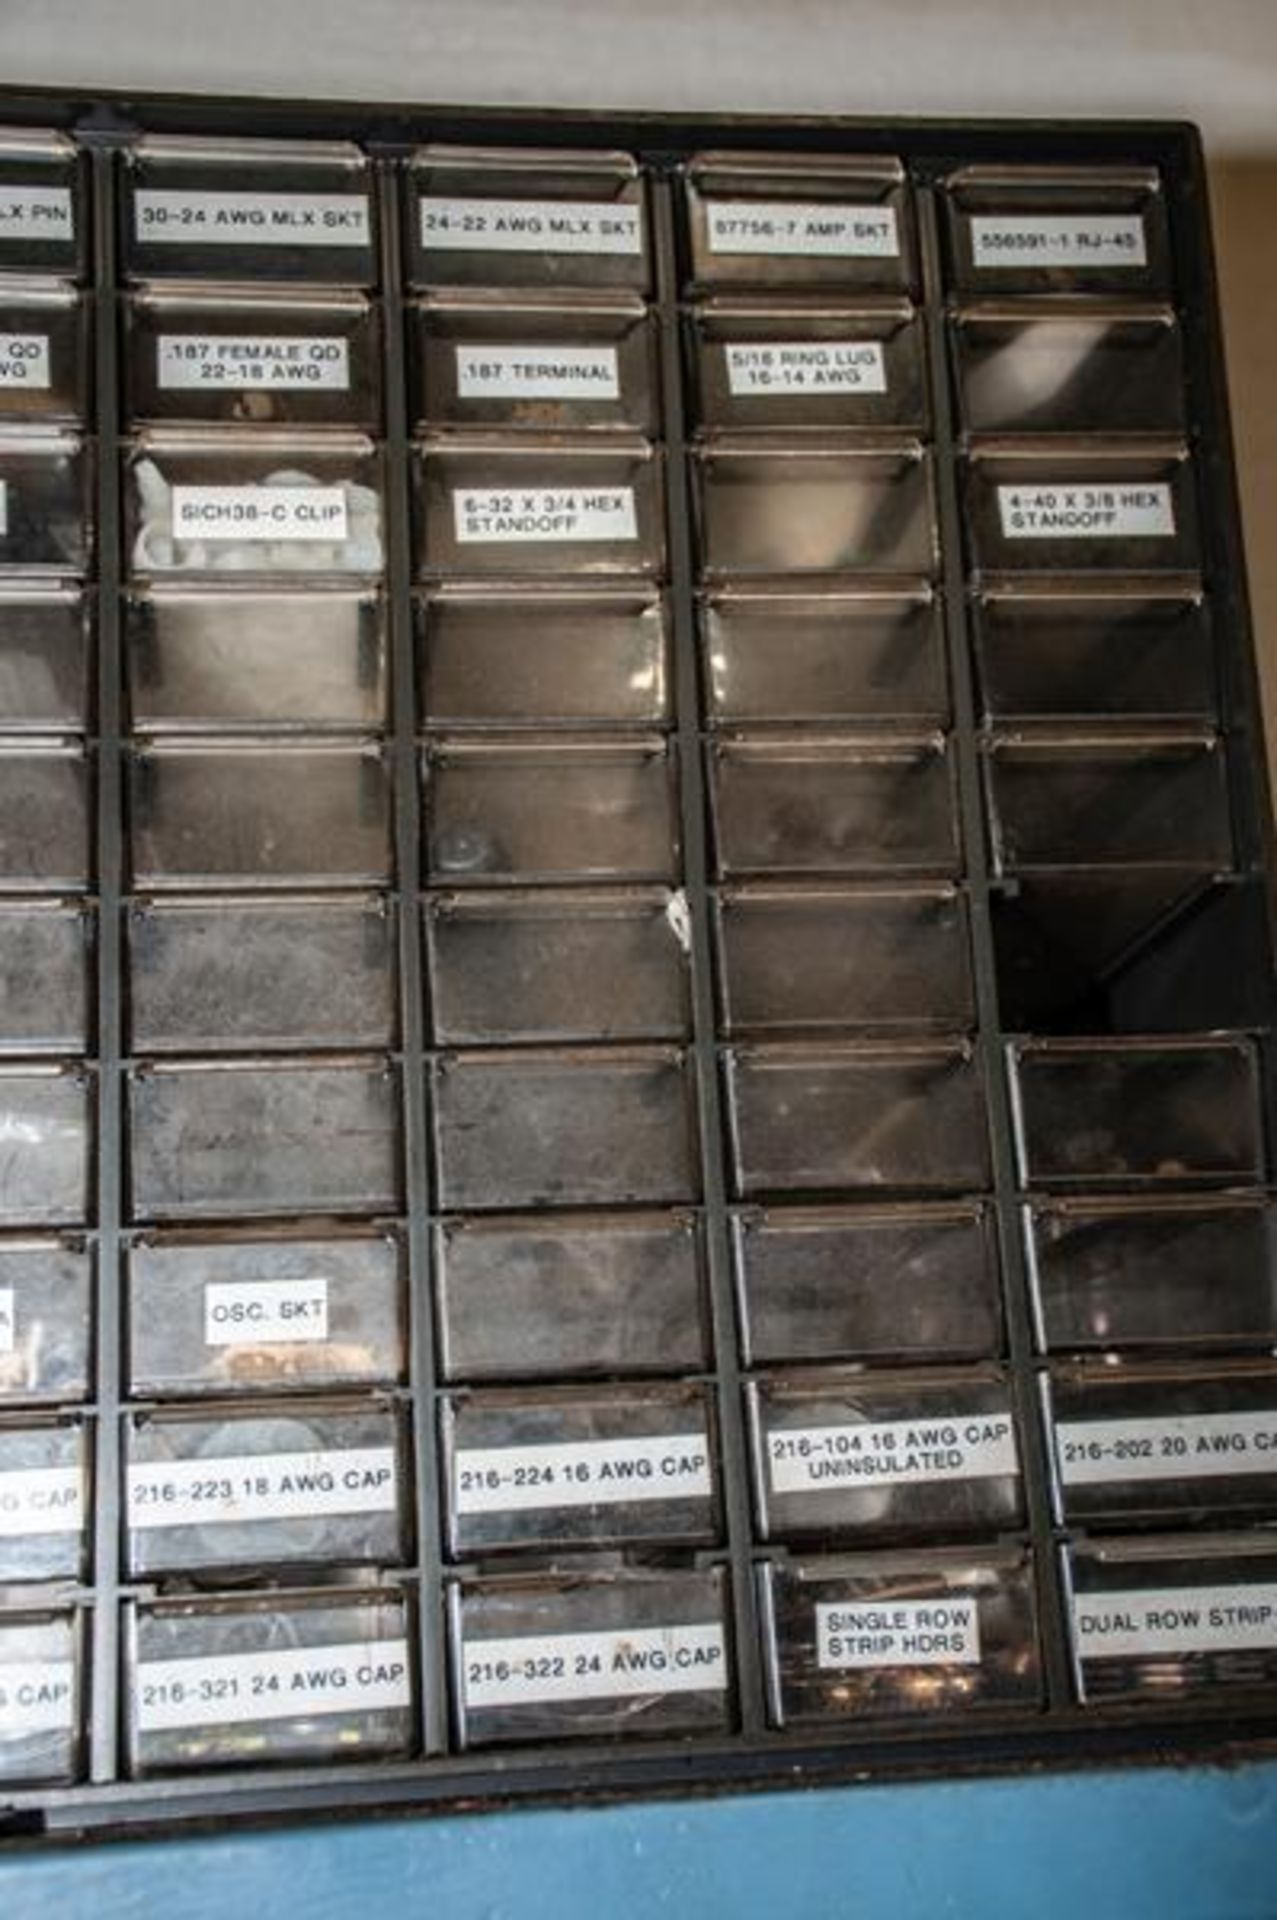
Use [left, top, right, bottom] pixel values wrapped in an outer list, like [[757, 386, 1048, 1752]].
[[0, 1658, 75, 1734], [453, 485, 636, 545], [463, 1623, 727, 1709], [455, 344, 620, 401], [135, 190, 369, 247], [708, 201, 899, 258], [0, 1466, 82, 1537], [420, 197, 642, 255], [725, 339, 886, 396], [1074, 1583, 1277, 1659], [0, 186, 73, 243], [158, 334, 350, 392], [997, 482, 1175, 539], [171, 485, 348, 543], [127, 1446, 397, 1529], [970, 213, 1148, 270], [455, 1432, 711, 1514], [817, 1597, 981, 1670], [1058, 1410, 1277, 1485], [0, 334, 50, 390], [768, 1414, 1018, 1495], [204, 1277, 330, 1348], [135, 1637, 412, 1732], [0, 1286, 13, 1354]]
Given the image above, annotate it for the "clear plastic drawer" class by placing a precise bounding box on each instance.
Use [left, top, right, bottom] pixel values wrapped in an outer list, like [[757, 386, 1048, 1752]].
[[690, 297, 926, 429], [963, 443, 1198, 575], [972, 585, 1215, 722], [0, 587, 91, 728], [0, 287, 88, 424], [0, 1242, 91, 1403], [414, 292, 655, 432], [0, 1065, 91, 1226], [0, 1418, 88, 1581], [944, 166, 1171, 296], [685, 153, 914, 292], [0, 899, 90, 1051], [0, 1609, 81, 1784], [0, 430, 90, 574], [695, 437, 936, 577], [952, 302, 1184, 434], [0, 131, 84, 278]]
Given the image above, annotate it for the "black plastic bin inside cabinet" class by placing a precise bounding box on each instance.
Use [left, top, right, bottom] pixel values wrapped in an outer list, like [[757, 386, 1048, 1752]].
[[0, 86, 1272, 1843]]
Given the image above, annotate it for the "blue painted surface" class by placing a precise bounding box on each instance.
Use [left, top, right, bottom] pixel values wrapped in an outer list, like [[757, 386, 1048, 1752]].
[[3, 1762, 1277, 1920]]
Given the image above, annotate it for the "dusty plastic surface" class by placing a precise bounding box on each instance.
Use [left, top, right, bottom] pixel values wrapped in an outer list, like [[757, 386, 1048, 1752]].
[[0, 1242, 92, 1403], [0, 899, 90, 1051], [0, 1417, 88, 1581], [0, 1610, 80, 1784], [0, 587, 90, 728], [413, 293, 655, 432]]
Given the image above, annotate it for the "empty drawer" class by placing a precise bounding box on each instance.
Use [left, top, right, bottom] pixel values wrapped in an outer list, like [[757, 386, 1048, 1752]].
[[690, 298, 926, 430], [685, 152, 913, 292], [433, 1046, 698, 1211], [0, 742, 89, 890], [963, 444, 1198, 574], [0, 431, 89, 574], [414, 292, 655, 432], [427, 888, 689, 1044], [1010, 1037, 1263, 1189], [128, 1233, 404, 1398], [0, 286, 88, 423], [129, 740, 391, 889], [425, 736, 677, 885], [419, 586, 668, 728], [0, 1609, 80, 1784], [442, 1383, 718, 1558], [0, 586, 90, 729], [953, 302, 1184, 434], [945, 165, 1171, 296], [749, 1366, 1022, 1543], [127, 588, 385, 731], [0, 1066, 91, 1226], [695, 438, 936, 576], [715, 883, 973, 1033], [725, 1041, 989, 1197], [735, 1203, 999, 1366], [436, 1211, 707, 1383], [972, 587, 1215, 722], [451, 1567, 731, 1747], [124, 1401, 409, 1575], [129, 895, 396, 1051], [0, 900, 90, 1051], [0, 1418, 88, 1581], [127, 1590, 413, 1775], [701, 586, 947, 726], [129, 1058, 400, 1222], [762, 1547, 1039, 1726], [710, 733, 958, 878], [0, 1242, 92, 1404]]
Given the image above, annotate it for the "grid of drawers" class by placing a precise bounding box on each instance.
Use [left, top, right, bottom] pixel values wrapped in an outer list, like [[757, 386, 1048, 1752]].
[[0, 107, 1271, 1828]]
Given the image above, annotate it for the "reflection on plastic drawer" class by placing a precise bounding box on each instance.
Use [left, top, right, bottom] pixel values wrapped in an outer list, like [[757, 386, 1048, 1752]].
[[1067, 1534, 1277, 1705], [128, 290, 379, 427], [691, 298, 926, 429], [0, 1418, 88, 1580], [127, 1589, 413, 1774], [128, 1232, 404, 1397], [124, 138, 376, 285], [417, 435, 662, 578], [1029, 1196, 1277, 1354], [945, 166, 1171, 296], [129, 739, 391, 889], [985, 729, 1231, 872], [442, 1384, 718, 1557], [762, 1547, 1039, 1726], [128, 587, 384, 731], [0, 1609, 80, 1784], [695, 438, 936, 576], [685, 153, 913, 292], [434, 1046, 697, 1211], [451, 1566, 731, 1747], [427, 888, 689, 1044], [953, 303, 1183, 434], [0, 287, 87, 423], [963, 444, 1197, 574], [0, 131, 84, 278], [0, 900, 89, 1051], [725, 1041, 989, 1197], [129, 1058, 400, 1221], [126, 433, 383, 577], [129, 894, 396, 1051], [701, 585, 947, 726], [710, 733, 958, 879], [414, 293, 655, 431], [972, 586, 1215, 721], [0, 431, 89, 572], [124, 1400, 408, 1575], [749, 1366, 1022, 1542], [425, 735, 677, 885], [734, 1203, 999, 1366], [420, 585, 668, 728], [1048, 1360, 1277, 1528], [0, 1065, 91, 1225], [410, 146, 648, 292], [436, 1212, 707, 1382], [0, 742, 89, 890], [716, 883, 973, 1033], [0, 1242, 91, 1403], [1010, 1037, 1263, 1189], [0, 587, 90, 728]]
